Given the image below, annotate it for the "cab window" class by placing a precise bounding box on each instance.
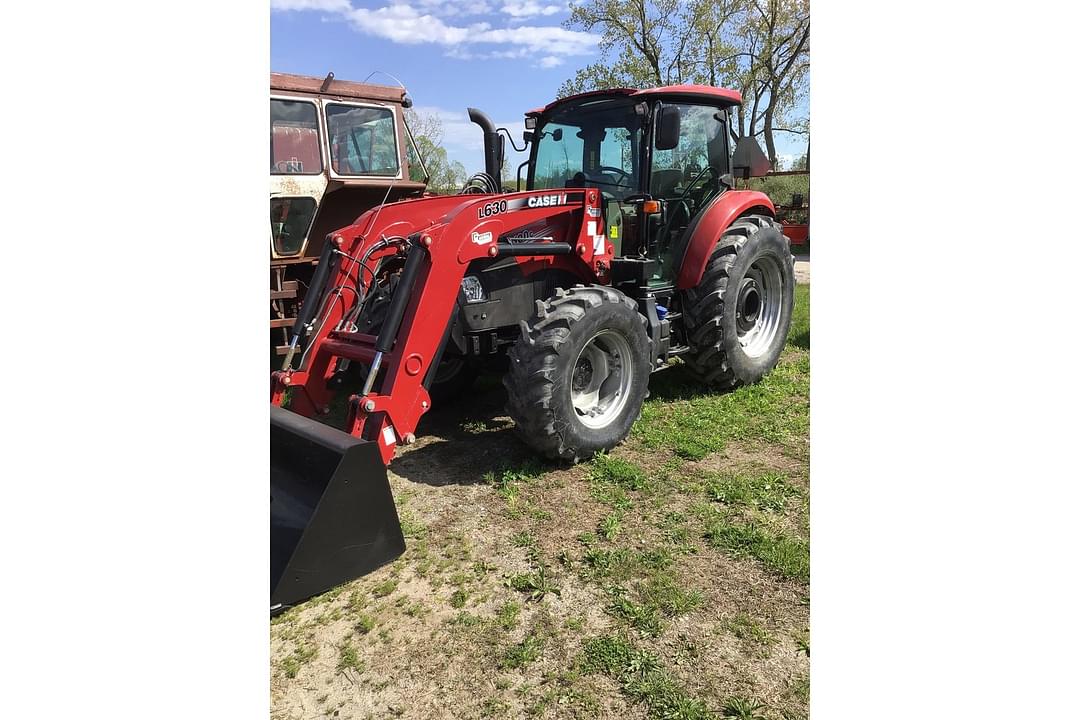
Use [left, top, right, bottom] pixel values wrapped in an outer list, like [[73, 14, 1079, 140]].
[[271, 99, 322, 175], [650, 104, 727, 199], [325, 104, 400, 177]]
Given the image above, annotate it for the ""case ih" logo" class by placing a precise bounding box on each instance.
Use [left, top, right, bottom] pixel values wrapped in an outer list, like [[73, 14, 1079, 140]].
[[527, 193, 566, 208]]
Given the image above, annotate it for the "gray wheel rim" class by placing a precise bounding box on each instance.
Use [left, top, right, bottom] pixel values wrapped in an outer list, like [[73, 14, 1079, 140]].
[[736, 255, 784, 358], [570, 329, 633, 429]]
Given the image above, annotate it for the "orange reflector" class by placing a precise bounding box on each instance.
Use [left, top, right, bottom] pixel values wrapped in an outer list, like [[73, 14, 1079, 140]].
[[642, 200, 660, 214]]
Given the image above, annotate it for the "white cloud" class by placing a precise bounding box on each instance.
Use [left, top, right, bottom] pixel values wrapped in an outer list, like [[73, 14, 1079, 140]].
[[271, 1, 595, 67], [270, 0, 352, 12], [500, 1, 563, 18]]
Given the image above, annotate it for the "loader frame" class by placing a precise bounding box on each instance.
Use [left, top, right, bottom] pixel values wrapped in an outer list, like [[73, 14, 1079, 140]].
[[272, 187, 614, 465]]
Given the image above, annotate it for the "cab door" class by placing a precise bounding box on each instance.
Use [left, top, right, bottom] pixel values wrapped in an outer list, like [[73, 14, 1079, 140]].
[[647, 102, 729, 282]]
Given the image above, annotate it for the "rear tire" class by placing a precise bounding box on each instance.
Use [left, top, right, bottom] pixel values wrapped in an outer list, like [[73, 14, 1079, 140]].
[[682, 214, 795, 388], [503, 285, 651, 462]]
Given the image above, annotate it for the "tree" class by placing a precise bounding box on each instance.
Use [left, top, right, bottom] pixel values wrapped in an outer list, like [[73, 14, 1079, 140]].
[[404, 108, 467, 193], [559, 0, 808, 167]]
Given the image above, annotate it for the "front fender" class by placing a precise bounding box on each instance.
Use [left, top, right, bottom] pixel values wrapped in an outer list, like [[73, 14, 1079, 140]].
[[675, 190, 775, 290]]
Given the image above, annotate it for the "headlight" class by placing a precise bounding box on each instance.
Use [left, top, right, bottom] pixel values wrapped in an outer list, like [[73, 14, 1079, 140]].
[[461, 275, 486, 304]]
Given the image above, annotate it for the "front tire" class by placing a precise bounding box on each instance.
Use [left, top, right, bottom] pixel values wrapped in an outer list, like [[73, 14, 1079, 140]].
[[503, 285, 651, 462], [682, 214, 795, 388]]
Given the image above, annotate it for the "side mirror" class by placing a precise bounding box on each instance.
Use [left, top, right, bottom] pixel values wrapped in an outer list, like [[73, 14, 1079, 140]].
[[655, 106, 681, 150], [732, 135, 771, 178], [523, 130, 534, 144]]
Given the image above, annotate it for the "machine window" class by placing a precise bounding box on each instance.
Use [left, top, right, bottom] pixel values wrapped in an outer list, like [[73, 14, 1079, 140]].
[[271, 99, 322, 175], [326, 104, 400, 177], [270, 196, 318, 256]]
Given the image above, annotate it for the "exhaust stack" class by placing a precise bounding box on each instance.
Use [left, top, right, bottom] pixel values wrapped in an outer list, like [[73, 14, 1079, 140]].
[[467, 107, 502, 192]]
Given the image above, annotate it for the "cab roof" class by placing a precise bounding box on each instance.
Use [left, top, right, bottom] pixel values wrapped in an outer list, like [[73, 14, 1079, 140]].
[[271, 72, 407, 104], [527, 85, 742, 116]]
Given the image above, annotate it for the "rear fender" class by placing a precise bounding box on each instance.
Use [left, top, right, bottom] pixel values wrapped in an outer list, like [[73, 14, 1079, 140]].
[[675, 190, 775, 290]]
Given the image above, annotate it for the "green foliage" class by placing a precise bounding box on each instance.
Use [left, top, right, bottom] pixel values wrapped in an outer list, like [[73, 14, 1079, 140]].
[[589, 453, 650, 490], [606, 572, 701, 636], [500, 632, 544, 669], [598, 512, 623, 541], [496, 600, 522, 630], [705, 471, 800, 512], [582, 546, 674, 583], [560, 0, 810, 165], [404, 107, 469, 193], [723, 614, 773, 646], [634, 351, 810, 459], [505, 565, 561, 601], [484, 460, 546, 505], [372, 577, 398, 598], [280, 644, 318, 679], [721, 697, 767, 720], [450, 589, 468, 609], [703, 517, 809, 581], [581, 635, 714, 720], [354, 614, 375, 634], [337, 641, 364, 673]]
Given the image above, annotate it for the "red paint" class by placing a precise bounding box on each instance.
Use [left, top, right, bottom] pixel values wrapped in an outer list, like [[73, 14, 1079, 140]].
[[531, 85, 742, 117], [271, 188, 615, 466], [675, 190, 775, 290], [784, 223, 809, 245]]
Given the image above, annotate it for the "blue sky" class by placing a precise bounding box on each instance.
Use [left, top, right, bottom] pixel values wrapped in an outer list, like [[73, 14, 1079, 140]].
[[271, 1, 808, 175]]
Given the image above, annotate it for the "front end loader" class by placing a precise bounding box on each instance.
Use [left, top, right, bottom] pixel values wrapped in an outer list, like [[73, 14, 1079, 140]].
[[270, 85, 793, 613]]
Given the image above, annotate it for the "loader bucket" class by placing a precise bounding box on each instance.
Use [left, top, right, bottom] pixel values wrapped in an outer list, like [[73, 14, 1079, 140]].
[[271, 405, 405, 614]]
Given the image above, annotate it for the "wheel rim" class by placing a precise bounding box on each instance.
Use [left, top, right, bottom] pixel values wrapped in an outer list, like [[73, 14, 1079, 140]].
[[570, 329, 633, 429], [736, 255, 784, 358]]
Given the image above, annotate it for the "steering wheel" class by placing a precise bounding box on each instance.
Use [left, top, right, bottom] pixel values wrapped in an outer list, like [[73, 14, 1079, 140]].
[[597, 166, 633, 186]]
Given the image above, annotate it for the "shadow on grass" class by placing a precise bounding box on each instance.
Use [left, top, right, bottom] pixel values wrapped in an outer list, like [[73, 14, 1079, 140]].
[[390, 373, 564, 487], [788, 328, 810, 350]]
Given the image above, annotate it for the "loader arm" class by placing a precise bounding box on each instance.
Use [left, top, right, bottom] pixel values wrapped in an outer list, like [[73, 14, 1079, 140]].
[[272, 187, 613, 465]]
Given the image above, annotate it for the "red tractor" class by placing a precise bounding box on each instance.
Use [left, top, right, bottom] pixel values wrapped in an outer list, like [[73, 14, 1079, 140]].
[[270, 85, 795, 613]]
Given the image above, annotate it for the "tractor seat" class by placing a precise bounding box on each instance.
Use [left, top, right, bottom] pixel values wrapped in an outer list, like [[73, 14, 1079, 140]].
[[650, 169, 683, 199]]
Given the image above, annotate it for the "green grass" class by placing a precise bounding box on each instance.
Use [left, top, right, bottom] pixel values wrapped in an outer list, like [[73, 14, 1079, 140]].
[[606, 571, 702, 637], [496, 601, 522, 630], [484, 459, 547, 504], [705, 471, 801, 512], [788, 285, 810, 350], [280, 644, 318, 679], [598, 512, 623, 541], [581, 635, 715, 720], [635, 357, 809, 460], [354, 613, 375, 634], [632, 284, 810, 460], [372, 577, 399, 598], [703, 516, 809, 581], [500, 632, 544, 669], [581, 547, 673, 583], [723, 614, 773, 647], [589, 453, 650, 490], [505, 566, 560, 601], [721, 696, 767, 720], [337, 641, 364, 673]]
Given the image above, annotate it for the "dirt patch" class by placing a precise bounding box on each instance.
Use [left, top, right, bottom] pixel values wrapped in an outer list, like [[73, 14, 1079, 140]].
[[272, 372, 809, 720]]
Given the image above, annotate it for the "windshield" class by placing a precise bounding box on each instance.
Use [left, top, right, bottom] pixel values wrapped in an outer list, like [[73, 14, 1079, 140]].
[[530, 101, 642, 200], [325, 103, 400, 177]]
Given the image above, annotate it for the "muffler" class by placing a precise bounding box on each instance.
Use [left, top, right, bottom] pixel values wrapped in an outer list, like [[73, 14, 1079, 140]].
[[271, 405, 405, 614]]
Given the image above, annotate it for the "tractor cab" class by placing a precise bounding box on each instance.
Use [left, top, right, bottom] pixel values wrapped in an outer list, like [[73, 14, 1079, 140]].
[[269, 72, 430, 362], [523, 86, 769, 285]]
